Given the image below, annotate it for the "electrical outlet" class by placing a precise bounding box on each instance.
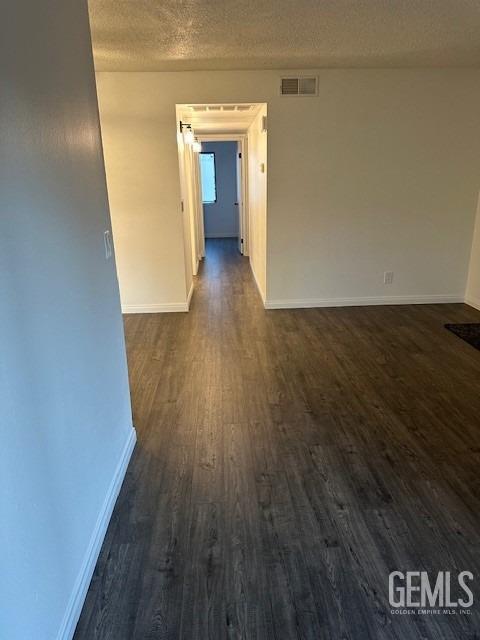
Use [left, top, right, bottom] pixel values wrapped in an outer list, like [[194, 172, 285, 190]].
[[384, 271, 394, 285], [104, 230, 112, 260]]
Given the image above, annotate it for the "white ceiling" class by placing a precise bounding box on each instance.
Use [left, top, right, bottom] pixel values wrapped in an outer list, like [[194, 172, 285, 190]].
[[88, 0, 480, 72]]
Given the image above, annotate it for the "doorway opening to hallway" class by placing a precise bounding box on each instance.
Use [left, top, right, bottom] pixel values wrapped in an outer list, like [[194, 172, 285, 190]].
[[176, 103, 268, 304], [199, 140, 242, 253]]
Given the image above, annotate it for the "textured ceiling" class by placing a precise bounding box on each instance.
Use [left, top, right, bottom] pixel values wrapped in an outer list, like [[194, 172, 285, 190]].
[[88, 0, 480, 71]]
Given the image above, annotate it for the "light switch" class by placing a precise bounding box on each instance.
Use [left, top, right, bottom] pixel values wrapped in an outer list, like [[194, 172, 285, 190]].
[[104, 230, 112, 260]]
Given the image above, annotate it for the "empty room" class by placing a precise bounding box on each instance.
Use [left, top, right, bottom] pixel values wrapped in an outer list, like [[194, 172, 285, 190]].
[[2, 1, 480, 639]]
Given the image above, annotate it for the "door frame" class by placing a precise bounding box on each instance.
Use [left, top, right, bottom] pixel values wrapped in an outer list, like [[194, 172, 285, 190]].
[[196, 133, 249, 256], [177, 129, 204, 278]]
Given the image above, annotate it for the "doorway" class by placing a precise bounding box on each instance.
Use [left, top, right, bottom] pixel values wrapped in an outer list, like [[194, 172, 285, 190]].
[[199, 140, 244, 255], [176, 103, 268, 303]]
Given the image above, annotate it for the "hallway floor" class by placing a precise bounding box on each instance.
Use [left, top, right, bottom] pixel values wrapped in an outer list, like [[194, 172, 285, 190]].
[[75, 239, 480, 639]]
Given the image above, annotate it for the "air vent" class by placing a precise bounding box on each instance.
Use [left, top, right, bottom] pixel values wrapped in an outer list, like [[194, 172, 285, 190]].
[[280, 77, 318, 96], [187, 104, 254, 113]]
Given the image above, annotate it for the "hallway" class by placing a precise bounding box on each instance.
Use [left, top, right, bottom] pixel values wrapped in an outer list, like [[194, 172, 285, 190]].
[[75, 239, 480, 639]]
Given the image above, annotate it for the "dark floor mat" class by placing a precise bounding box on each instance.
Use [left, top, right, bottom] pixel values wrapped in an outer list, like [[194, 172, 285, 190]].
[[445, 323, 480, 351]]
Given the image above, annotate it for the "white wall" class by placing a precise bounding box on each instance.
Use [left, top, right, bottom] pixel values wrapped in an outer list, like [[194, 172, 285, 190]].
[[96, 70, 480, 309], [0, 2, 135, 639], [202, 142, 239, 238], [267, 72, 480, 307], [248, 106, 268, 300], [97, 81, 189, 313], [466, 195, 480, 310]]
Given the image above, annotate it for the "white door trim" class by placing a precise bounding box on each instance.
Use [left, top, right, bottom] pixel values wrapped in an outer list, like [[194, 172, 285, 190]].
[[197, 134, 249, 256], [192, 150, 205, 260]]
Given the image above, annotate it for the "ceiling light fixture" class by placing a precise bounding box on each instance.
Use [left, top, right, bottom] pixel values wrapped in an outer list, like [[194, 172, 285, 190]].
[[179, 120, 195, 145]]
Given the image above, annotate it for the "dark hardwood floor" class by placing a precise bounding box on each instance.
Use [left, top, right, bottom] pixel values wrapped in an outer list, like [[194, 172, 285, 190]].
[[75, 238, 480, 639]]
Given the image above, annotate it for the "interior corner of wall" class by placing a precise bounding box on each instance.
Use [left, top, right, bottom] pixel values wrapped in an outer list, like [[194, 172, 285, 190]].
[[187, 279, 194, 309], [465, 189, 480, 301]]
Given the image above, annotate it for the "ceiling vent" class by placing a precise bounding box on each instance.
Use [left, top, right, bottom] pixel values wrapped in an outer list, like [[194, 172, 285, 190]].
[[187, 104, 255, 113], [280, 77, 318, 96]]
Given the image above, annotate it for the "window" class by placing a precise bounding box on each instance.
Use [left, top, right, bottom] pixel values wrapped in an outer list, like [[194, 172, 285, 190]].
[[199, 152, 217, 204]]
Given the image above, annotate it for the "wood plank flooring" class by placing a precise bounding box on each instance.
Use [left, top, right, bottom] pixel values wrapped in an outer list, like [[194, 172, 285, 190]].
[[75, 238, 480, 639]]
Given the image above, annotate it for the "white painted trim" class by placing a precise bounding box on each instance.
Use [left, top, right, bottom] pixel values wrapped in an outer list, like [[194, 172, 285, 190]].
[[465, 295, 480, 311], [205, 233, 238, 238], [197, 133, 248, 141], [192, 256, 199, 276], [187, 281, 194, 309], [57, 427, 137, 640], [122, 302, 189, 313], [197, 133, 249, 257], [122, 287, 195, 313], [264, 294, 464, 310], [239, 137, 249, 257], [249, 260, 266, 306]]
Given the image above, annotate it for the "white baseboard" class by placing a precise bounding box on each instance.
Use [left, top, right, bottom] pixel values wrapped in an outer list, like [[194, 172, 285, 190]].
[[249, 260, 266, 306], [122, 286, 194, 313], [122, 302, 189, 313], [205, 233, 238, 238], [187, 282, 194, 309], [465, 294, 480, 311], [56, 427, 137, 640], [264, 294, 464, 310]]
